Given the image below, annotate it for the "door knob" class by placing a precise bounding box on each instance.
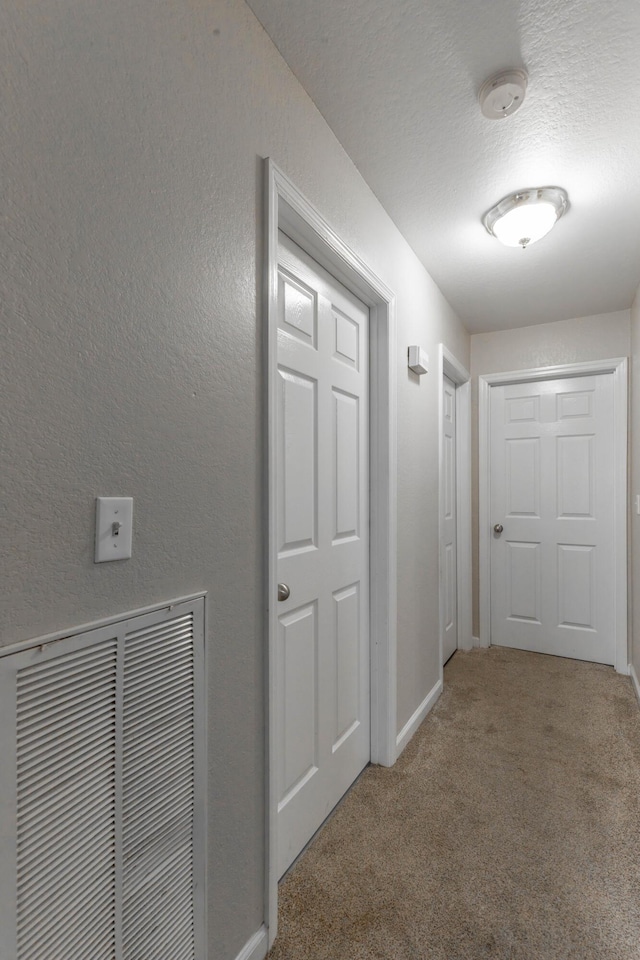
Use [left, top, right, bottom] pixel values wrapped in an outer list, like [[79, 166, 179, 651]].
[[493, 524, 504, 534], [277, 583, 290, 601]]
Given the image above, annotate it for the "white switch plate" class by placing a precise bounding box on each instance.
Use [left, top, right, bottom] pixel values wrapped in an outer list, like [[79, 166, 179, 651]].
[[95, 497, 133, 562], [636, 494, 640, 516]]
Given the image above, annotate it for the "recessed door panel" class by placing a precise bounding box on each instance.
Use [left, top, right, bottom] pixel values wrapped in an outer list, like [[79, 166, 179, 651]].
[[333, 584, 360, 750], [558, 545, 596, 630], [444, 542, 455, 631], [278, 603, 318, 808], [334, 308, 359, 369], [444, 433, 454, 520], [506, 396, 539, 423], [557, 390, 593, 420], [279, 269, 317, 348], [506, 438, 540, 517], [557, 434, 594, 518], [278, 368, 317, 556], [333, 389, 359, 543], [506, 541, 541, 623]]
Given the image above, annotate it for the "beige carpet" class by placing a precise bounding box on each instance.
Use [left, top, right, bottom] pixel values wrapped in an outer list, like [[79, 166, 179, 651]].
[[268, 647, 640, 960]]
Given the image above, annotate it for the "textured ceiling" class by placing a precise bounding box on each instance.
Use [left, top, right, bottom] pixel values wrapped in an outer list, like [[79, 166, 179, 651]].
[[246, 0, 640, 332]]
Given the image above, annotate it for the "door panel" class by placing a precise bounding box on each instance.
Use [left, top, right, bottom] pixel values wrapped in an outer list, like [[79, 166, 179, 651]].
[[276, 232, 369, 878], [490, 375, 615, 664], [277, 369, 317, 554], [278, 602, 318, 808]]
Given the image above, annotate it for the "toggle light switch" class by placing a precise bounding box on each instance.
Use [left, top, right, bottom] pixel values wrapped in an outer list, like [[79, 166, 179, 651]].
[[95, 497, 133, 562]]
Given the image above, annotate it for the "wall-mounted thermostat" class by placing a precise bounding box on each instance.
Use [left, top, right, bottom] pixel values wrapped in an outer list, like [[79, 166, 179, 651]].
[[408, 346, 429, 375]]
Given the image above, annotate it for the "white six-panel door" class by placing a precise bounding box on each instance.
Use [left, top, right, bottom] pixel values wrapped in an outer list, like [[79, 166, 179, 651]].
[[441, 375, 457, 664], [490, 374, 615, 664], [276, 232, 370, 877]]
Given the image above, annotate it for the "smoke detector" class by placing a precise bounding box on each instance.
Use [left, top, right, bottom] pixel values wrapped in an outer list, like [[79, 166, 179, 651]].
[[479, 69, 528, 119]]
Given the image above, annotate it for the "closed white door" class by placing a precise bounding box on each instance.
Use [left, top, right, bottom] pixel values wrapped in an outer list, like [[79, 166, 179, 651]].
[[276, 232, 370, 877], [441, 375, 457, 664], [490, 374, 615, 664]]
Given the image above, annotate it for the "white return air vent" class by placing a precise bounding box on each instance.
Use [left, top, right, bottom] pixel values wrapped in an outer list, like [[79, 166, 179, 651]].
[[0, 597, 206, 960]]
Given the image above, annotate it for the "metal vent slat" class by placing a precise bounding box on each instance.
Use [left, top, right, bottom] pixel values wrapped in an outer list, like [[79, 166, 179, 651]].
[[123, 880, 194, 956], [123, 661, 194, 706], [17, 662, 117, 706], [123, 777, 193, 830], [122, 616, 196, 960], [124, 813, 193, 888], [18, 794, 114, 867], [17, 871, 114, 951], [123, 718, 193, 761], [123, 844, 192, 912], [17, 691, 116, 746], [17, 768, 114, 830], [18, 711, 117, 773], [16, 642, 117, 960], [122, 753, 193, 808], [125, 614, 193, 645], [124, 635, 194, 674], [16, 640, 117, 682], [18, 818, 115, 902], [17, 740, 116, 802], [25, 908, 115, 960]]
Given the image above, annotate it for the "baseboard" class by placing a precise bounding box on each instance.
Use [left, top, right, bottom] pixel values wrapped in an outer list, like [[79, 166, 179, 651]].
[[233, 925, 268, 960], [395, 678, 442, 757], [630, 663, 640, 707], [472, 635, 480, 648]]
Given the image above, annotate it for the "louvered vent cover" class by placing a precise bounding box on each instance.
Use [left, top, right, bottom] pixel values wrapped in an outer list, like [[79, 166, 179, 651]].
[[16, 639, 118, 960], [0, 598, 205, 960], [122, 614, 196, 960]]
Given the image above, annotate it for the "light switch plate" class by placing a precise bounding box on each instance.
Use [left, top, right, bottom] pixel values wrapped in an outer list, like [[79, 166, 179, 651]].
[[95, 497, 133, 562]]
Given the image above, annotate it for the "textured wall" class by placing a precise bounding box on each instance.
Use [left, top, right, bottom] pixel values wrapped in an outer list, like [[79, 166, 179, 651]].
[[469, 311, 631, 639], [631, 291, 640, 679], [0, 0, 468, 956]]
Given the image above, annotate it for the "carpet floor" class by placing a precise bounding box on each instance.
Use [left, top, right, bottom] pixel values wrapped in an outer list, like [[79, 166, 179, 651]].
[[267, 647, 640, 960]]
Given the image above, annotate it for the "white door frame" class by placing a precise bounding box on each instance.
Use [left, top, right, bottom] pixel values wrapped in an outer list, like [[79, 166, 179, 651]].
[[437, 345, 472, 677], [264, 160, 398, 944], [478, 357, 628, 675]]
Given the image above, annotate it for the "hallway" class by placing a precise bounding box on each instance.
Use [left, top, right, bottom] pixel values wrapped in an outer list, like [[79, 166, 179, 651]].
[[268, 648, 640, 960]]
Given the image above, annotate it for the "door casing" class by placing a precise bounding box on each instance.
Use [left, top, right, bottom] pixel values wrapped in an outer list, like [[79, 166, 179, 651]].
[[478, 358, 628, 675], [264, 160, 398, 945], [437, 344, 472, 677]]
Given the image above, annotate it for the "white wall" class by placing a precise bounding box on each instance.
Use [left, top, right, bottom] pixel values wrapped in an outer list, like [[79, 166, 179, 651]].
[[631, 290, 640, 681], [470, 310, 631, 638], [0, 0, 468, 955]]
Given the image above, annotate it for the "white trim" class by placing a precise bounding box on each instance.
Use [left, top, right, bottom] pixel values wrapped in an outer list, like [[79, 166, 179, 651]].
[[630, 663, 640, 706], [264, 159, 398, 945], [471, 636, 480, 648], [395, 678, 443, 757], [478, 357, 628, 671], [233, 925, 268, 960], [437, 345, 472, 678]]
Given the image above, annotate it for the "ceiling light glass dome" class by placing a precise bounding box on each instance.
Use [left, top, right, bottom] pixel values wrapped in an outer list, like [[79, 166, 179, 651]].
[[483, 187, 569, 249]]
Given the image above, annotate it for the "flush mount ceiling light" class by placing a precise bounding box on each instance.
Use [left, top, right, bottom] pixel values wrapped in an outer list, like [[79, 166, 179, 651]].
[[483, 187, 569, 249]]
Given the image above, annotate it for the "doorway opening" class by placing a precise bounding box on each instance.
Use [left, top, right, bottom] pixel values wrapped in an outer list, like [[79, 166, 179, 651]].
[[264, 160, 398, 945], [478, 358, 628, 675]]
